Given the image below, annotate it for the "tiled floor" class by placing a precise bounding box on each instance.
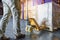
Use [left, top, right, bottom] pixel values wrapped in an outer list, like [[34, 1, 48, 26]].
[[0, 16, 60, 40]]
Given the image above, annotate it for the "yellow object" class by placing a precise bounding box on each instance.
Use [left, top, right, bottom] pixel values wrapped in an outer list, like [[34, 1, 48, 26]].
[[29, 18, 40, 30], [25, 25, 33, 32], [29, 18, 48, 31], [25, 18, 48, 32]]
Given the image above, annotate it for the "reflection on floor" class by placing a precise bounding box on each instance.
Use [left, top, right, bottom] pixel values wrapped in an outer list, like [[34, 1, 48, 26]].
[[0, 17, 60, 40]]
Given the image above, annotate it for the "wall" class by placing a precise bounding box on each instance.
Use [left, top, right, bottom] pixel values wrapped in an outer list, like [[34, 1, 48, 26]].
[[52, 2, 60, 28], [0, 0, 3, 15]]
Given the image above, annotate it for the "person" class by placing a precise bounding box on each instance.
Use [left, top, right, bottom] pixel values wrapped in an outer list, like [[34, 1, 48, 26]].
[[0, 0, 25, 39]]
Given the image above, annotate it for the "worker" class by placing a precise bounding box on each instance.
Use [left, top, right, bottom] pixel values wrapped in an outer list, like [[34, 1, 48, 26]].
[[0, 0, 25, 39]]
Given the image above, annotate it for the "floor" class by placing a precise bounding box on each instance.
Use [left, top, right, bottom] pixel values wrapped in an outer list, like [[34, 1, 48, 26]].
[[0, 16, 60, 40]]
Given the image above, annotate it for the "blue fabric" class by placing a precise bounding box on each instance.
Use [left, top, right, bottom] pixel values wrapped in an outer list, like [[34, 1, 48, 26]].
[[33, 0, 52, 6], [44, 0, 52, 3]]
